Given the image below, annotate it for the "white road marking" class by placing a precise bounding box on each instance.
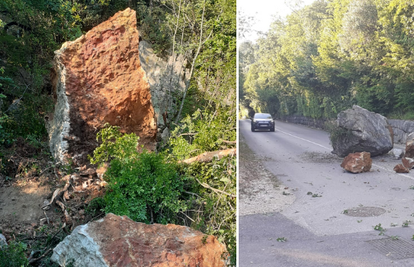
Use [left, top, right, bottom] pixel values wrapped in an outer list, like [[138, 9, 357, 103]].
[[275, 126, 414, 180], [275, 127, 331, 150]]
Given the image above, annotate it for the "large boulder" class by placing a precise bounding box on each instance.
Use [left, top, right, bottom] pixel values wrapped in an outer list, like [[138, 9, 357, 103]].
[[340, 152, 372, 173], [404, 132, 414, 158], [48, 8, 158, 165], [331, 105, 393, 157], [51, 213, 228, 267], [138, 41, 189, 132]]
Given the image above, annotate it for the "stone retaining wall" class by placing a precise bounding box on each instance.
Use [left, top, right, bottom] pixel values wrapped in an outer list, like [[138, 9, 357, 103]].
[[388, 119, 414, 144], [279, 115, 331, 130], [280, 115, 414, 145]]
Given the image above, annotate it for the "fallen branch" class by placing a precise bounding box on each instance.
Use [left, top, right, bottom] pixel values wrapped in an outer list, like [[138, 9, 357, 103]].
[[195, 178, 236, 198], [218, 139, 236, 145], [28, 248, 52, 264], [28, 223, 65, 264], [180, 148, 236, 164]]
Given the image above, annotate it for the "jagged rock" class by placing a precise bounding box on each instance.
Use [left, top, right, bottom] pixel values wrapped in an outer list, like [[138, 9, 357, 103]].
[[161, 127, 170, 143], [340, 152, 372, 173], [332, 105, 393, 157], [394, 164, 410, 173], [51, 213, 227, 267], [0, 234, 7, 248], [48, 8, 157, 165], [402, 157, 414, 169], [138, 41, 189, 130], [389, 148, 405, 160], [388, 120, 414, 144], [404, 132, 414, 158]]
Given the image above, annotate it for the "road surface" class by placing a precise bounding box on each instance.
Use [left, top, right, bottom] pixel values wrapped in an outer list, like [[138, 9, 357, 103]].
[[239, 119, 414, 266]]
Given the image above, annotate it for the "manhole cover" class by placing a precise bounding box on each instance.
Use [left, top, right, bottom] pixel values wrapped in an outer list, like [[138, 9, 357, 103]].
[[367, 238, 414, 260], [343, 206, 386, 217]]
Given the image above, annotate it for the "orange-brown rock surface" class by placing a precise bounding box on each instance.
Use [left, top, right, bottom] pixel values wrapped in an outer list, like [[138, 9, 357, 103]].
[[51, 213, 228, 267], [404, 133, 414, 158], [402, 157, 414, 169], [394, 163, 410, 173], [340, 152, 372, 173], [49, 8, 157, 165]]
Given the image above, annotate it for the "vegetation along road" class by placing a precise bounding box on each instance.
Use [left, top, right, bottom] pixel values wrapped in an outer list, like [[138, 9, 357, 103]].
[[239, 119, 414, 267]]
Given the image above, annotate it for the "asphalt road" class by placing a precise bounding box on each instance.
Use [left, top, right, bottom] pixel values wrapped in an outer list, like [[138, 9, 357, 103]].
[[239, 119, 414, 267]]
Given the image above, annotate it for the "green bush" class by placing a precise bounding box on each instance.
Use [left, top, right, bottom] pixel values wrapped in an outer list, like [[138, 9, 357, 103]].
[[90, 124, 187, 224], [169, 110, 236, 160], [0, 241, 28, 267], [180, 156, 236, 265]]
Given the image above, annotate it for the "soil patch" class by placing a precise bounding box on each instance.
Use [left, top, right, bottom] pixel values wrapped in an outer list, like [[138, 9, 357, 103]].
[[0, 138, 105, 266], [0, 182, 50, 223]]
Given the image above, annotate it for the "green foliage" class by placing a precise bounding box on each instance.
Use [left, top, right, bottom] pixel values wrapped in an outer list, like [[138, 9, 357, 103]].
[[0, 241, 28, 267], [90, 125, 186, 224], [86, 197, 106, 215], [89, 123, 139, 166], [240, 0, 414, 119], [181, 156, 236, 265], [103, 150, 187, 224], [169, 109, 236, 160]]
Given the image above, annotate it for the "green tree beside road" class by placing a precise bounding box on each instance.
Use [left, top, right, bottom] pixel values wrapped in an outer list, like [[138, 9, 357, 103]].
[[241, 0, 414, 120]]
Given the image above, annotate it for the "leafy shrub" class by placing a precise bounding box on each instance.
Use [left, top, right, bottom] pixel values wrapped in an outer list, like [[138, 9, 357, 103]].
[[0, 241, 28, 267], [169, 110, 236, 160], [90, 124, 187, 224], [180, 156, 236, 265]]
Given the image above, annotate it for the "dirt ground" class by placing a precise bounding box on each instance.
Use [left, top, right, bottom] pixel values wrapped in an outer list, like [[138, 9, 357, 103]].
[[0, 138, 105, 265], [239, 132, 295, 216]]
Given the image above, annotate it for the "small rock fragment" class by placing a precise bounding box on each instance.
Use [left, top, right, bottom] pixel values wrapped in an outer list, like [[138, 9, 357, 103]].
[[394, 164, 410, 173]]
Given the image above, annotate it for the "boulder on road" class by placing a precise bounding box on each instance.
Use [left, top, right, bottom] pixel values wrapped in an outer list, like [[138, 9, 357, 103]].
[[404, 132, 414, 158], [402, 157, 414, 169], [394, 163, 410, 173], [340, 152, 372, 173], [51, 213, 228, 267], [331, 105, 393, 157]]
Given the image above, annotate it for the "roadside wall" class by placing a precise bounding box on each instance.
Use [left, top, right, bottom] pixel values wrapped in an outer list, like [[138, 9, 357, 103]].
[[279, 115, 331, 130], [388, 119, 414, 144], [280, 115, 414, 145]]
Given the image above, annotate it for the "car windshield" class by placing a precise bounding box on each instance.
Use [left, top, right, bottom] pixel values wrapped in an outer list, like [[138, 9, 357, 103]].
[[254, 113, 272, 119]]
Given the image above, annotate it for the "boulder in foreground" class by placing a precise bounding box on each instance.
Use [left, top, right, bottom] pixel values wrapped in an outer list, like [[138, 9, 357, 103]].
[[51, 213, 228, 267], [340, 152, 372, 173]]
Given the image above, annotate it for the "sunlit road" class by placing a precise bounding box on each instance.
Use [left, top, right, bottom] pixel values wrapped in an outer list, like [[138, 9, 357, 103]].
[[239, 119, 414, 267]]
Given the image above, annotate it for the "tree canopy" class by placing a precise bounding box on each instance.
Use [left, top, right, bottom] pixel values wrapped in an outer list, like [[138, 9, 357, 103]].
[[240, 0, 414, 120]]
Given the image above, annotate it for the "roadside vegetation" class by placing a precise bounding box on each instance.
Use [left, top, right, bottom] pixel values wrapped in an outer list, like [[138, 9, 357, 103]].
[[0, 0, 236, 265], [240, 0, 414, 120]]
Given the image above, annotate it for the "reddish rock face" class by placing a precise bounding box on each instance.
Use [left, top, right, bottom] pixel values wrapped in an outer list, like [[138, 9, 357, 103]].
[[51, 213, 228, 267], [405, 133, 414, 158], [340, 152, 372, 173], [402, 157, 414, 169], [49, 8, 157, 165], [394, 164, 410, 173]]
